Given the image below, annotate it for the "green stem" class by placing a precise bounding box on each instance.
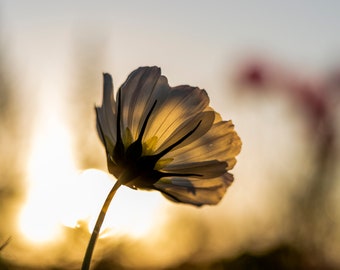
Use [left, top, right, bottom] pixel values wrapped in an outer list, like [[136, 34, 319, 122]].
[[81, 180, 122, 270]]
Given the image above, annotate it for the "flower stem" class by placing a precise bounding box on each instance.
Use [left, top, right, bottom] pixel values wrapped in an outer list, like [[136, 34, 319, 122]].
[[81, 180, 122, 270]]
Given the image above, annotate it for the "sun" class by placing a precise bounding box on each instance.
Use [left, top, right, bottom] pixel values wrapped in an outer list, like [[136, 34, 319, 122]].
[[18, 109, 164, 243], [18, 111, 77, 243]]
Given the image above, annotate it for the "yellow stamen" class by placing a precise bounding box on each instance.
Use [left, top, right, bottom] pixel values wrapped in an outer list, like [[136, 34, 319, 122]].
[[143, 136, 159, 155], [155, 158, 173, 170]]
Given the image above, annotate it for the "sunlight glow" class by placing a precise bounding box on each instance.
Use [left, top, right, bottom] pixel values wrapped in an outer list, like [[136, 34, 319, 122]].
[[19, 108, 164, 243], [19, 112, 77, 243], [76, 169, 164, 238]]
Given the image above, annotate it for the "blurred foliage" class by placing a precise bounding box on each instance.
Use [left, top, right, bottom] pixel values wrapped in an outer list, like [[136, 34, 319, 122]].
[[1, 244, 337, 270], [0, 25, 27, 252], [234, 55, 340, 269]]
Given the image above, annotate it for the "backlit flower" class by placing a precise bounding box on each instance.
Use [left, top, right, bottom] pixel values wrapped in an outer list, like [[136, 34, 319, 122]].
[[96, 66, 241, 206]]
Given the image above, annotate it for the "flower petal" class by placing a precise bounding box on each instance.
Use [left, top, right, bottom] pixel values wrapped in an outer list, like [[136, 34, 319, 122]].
[[96, 73, 117, 153], [160, 160, 226, 179], [154, 110, 215, 154], [163, 119, 242, 170], [115, 67, 213, 153], [154, 173, 234, 206], [118, 66, 170, 141], [144, 85, 212, 151]]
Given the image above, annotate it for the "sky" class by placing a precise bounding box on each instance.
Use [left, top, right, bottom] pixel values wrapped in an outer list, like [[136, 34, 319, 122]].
[[3, 1, 340, 81], [1, 0, 340, 269]]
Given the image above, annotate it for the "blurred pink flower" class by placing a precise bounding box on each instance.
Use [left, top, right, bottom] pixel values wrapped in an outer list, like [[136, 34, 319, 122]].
[[234, 56, 338, 133], [235, 57, 279, 91]]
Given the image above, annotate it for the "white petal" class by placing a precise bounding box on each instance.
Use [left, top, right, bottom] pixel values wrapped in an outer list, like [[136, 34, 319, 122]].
[[161, 160, 226, 179], [163, 119, 241, 170], [116, 67, 213, 152], [155, 110, 215, 154], [118, 67, 169, 141], [96, 73, 117, 152], [154, 173, 234, 206], [144, 85, 211, 150]]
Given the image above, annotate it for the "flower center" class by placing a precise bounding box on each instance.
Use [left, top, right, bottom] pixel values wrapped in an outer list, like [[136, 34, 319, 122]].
[[112, 92, 202, 187]]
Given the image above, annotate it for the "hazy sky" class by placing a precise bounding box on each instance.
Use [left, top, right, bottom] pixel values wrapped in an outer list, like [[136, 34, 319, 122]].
[[2, 0, 340, 117], [2, 1, 340, 76]]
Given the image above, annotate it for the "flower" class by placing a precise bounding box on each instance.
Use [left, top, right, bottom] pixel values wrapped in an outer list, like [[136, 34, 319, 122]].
[[96, 66, 241, 206]]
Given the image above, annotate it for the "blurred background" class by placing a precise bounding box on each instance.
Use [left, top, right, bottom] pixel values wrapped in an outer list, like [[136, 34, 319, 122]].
[[0, 1, 339, 269]]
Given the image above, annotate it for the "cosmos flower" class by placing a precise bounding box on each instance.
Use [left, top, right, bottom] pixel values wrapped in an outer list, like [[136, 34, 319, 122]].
[[96, 66, 241, 206]]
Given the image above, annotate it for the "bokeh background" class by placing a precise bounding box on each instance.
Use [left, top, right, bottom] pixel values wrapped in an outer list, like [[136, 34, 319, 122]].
[[0, 1, 339, 269]]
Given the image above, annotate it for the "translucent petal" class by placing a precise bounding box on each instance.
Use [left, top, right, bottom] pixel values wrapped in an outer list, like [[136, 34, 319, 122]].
[[144, 85, 211, 149], [155, 111, 215, 154], [113, 67, 213, 153], [96, 73, 117, 153], [161, 160, 226, 179], [118, 67, 170, 141], [154, 173, 234, 206], [163, 119, 242, 170]]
